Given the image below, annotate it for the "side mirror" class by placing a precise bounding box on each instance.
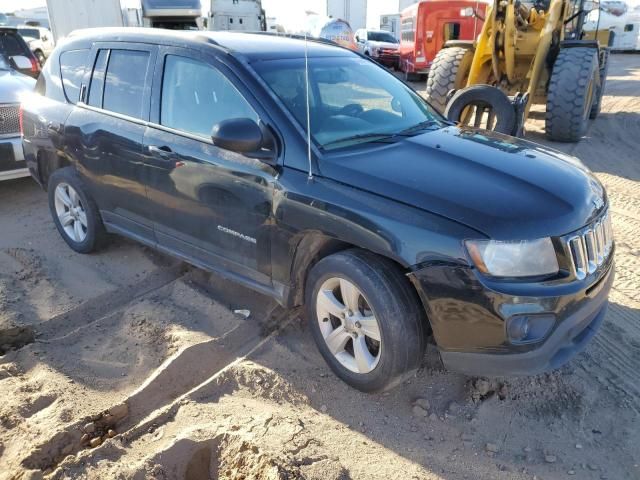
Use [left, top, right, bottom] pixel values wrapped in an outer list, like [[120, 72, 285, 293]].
[[11, 55, 33, 69], [211, 118, 263, 153]]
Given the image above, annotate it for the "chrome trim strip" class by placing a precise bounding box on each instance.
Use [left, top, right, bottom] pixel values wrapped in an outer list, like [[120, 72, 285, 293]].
[[566, 211, 614, 280]]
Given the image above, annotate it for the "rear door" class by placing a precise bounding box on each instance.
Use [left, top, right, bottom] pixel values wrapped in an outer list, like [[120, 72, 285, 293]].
[[142, 47, 278, 289], [65, 42, 157, 241]]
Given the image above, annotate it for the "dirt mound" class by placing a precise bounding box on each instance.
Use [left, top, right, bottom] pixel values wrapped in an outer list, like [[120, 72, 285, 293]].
[[194, 362, 309, 406]]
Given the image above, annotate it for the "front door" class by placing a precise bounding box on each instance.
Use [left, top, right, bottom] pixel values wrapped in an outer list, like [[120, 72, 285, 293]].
[[65, 43, 157, 240], [143, 48, 277, 289]]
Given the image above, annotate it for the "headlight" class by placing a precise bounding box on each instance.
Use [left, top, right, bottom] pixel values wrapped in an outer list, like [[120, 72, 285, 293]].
[[465, 238, 559, 278]]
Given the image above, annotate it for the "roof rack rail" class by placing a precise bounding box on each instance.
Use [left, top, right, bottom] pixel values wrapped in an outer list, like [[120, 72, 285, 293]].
[[228, 30, 341, 48]]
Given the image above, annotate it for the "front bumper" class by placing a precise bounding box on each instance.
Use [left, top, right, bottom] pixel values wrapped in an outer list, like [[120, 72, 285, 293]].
[[410, 256, 614, 376], [0, 135, 28, 181], [374, 53, 399, 68]]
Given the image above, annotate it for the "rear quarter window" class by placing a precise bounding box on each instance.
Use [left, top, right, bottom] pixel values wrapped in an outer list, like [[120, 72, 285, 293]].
[[59, 49, 89, 104]]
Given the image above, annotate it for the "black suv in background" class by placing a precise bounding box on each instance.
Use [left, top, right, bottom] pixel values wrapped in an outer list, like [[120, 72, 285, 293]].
[[22, 29, 614, 392]]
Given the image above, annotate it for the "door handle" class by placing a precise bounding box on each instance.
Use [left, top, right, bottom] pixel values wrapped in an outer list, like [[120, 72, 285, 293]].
[[47, 121, 61, 133], [147, 145, 182, 169], [147, 145, 175, 158]]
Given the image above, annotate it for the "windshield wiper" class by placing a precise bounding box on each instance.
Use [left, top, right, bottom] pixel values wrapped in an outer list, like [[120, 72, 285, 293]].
[[399, 120, 439, 135], [321, 122, 440, 149], [321, 132, 400, 148]]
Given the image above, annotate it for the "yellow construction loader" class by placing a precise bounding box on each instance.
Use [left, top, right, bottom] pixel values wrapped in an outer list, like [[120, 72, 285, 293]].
[[425, 0, 610, 141]]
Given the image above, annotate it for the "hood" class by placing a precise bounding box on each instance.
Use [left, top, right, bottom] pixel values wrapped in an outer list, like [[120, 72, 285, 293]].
[[319, 127, 606, 239], [0, 69, 36, 102], [369, 40, 399, 50]]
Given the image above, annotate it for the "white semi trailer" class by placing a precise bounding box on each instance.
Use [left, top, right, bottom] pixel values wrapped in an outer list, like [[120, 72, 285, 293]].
[[46, 0, 127, 42], [326, 0, 366, 31], [585, 6, 640, 51], [47, 0, 201, 42], [379, 13, 401, 39], [140, 0, 201, 29], [208, 0, 265, 32]]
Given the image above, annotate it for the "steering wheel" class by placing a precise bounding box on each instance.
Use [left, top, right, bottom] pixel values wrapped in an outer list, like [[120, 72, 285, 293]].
[[337, 103, 364, 117]]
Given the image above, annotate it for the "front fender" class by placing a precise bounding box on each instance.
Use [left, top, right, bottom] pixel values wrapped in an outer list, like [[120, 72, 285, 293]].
[[271, 169, 481, 300]]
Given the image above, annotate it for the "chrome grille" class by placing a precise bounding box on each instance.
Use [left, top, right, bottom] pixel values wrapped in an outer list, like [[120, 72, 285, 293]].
[[567, 211, 613, 280], [0, 104, 20, 135]]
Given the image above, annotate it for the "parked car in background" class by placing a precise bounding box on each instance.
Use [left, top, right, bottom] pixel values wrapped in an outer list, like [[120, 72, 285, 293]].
[[0, 54, 35, 181], [0, 27, 40, 78], [22, 29, 614, 392], [17, 26, 54, 65], [354, 28, 400, 68]]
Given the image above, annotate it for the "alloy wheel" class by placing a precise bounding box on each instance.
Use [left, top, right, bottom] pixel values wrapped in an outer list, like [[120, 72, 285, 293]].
[[54, 183, 88, 243], [315, 277, 382, 374]]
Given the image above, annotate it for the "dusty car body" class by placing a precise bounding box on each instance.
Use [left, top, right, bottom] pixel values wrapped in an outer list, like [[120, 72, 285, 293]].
[[21, 29, 613, 391]]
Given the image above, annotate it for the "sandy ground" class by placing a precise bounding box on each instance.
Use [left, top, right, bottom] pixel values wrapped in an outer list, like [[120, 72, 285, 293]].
[[1, 54, 639, 480]]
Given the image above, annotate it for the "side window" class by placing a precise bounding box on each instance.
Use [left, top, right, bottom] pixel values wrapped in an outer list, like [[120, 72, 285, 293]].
[[88, 49, 108, 108], [160, 55, 258, 138], [102, 50, 150, 119], [59, 49, 89, 104], [443, 22, 461, 41], [624, 24, 634, 32]]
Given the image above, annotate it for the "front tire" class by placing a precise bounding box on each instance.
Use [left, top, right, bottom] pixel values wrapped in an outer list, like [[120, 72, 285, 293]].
[[48, 167, 108, 254], [545, 48, 599, 142], [305, 249, 427, 392], [425, 47, 474, 114]]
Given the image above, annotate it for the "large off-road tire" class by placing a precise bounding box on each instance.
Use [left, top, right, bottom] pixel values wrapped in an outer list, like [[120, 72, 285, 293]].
[[545, 47, 599, 142], [445, 85, 517, 135], [425, 47, 474, 114], [305, 249, 427, 392], [48, 167, 108, 254], [590, 48, 610, 119]]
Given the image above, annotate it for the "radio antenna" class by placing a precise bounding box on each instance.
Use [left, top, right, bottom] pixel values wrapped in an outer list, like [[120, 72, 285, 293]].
[[303, 30, 313, 180]]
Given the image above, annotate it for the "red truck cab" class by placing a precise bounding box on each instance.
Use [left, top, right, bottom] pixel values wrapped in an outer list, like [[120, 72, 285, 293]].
[[399, 0, 488, 78]]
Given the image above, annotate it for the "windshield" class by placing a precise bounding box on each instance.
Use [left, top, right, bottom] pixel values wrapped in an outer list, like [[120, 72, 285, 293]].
[[253, 56, 443, 150], [368, 31, 398, 43], [19, 28, 40, 39]]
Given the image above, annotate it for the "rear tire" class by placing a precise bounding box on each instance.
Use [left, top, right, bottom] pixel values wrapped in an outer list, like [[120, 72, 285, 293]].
[[545, 47, 599, 142], [48, 167, 108, 254], [425, 47, 474, 114], [590, 49, 609, 119], [305, 249, 427, 392]]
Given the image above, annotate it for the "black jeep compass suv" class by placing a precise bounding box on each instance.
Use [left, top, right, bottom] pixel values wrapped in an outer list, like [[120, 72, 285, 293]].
[[21, 28, 614, 392]]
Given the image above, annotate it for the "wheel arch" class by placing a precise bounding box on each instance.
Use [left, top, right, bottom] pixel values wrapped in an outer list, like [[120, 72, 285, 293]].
[[285, 231, 415, 308], [37, 149, 71, 190]]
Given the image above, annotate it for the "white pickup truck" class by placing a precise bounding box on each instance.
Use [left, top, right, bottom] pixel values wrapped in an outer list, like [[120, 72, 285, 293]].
[[17, 26, 55, 65], [354, 29, 400, 69]]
